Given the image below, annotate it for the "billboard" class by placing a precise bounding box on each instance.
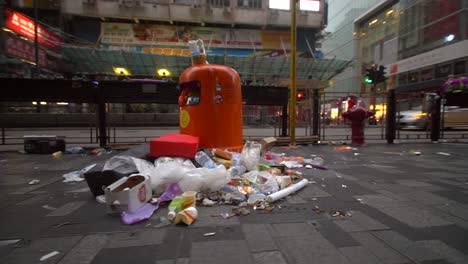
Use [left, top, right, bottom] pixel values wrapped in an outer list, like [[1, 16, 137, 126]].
[[5, 8, 62, 50], [101, 23, 292, 50]]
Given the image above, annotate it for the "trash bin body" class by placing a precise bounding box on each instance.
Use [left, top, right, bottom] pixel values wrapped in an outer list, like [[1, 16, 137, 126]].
[[179, 63, 243, 151]]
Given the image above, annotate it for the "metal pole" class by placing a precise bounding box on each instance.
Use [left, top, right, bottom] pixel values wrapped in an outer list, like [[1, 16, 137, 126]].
[[312, 88, 319, 141], [89, 123, 93, 143], [386, 89, 396, 144], [289, 0, 297, 146], [33, 0, 39, 77], [2, 127, 5, 145], [282, 104, 288, 137]]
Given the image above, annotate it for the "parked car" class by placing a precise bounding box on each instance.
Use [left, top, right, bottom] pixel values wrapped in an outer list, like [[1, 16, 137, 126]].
[[398, 110, 428, 130], [398, 107, 468, 130]]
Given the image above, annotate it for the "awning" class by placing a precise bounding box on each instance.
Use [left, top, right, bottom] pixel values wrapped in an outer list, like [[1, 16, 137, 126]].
[[62, 47, 351, 80]]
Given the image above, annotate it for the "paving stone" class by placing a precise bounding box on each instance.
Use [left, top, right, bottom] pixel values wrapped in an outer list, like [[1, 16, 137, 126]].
[[158, 228, 191, 259], [242, 224, 277, 252], [190, 240, 253, 264], [58, 234, 108, 264], [191, 207, 240, 227], [434, 203, 468, 220], [14, 194, 48, 206], [414, 240, 468, 264], [376, 205, 453, 228], [396, 180, 434, 187], [1, 236, 82, 264], [350, 232, 410, 264], [434, 190, 468, 204], [252, 251, 287, 264], [46, 201, 87, 217], [339, 246, 382, 264], [372, 230, 442, 262], [285, 195, 307, 204], [90, 245, 158, 264], [275, 236, 350, 264], [353, 194, 409, 208], [334, 211, 389, 232], [189, 226, 243, 242], [266, 222, 317, 238], [297, 185, 331, 199], [9, 176, 62, 195], [106, 229, 166, 248], [376, 190, 411, 201], [400, 191, 453, 206], [316, 220, 360, 248]]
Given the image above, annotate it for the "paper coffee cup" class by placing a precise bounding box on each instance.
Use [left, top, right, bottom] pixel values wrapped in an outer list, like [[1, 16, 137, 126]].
[[182, 191, 197, 208]]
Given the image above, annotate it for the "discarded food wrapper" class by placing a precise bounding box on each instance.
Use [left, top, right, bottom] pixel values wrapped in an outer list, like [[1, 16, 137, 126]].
[[40, 251, 60, 261], [29, 179, 40, 185], [305, 165, 313, 169], [202, 198, 216, 206], [43, 205, 57, 211], [121, 203, 159, 225], [95, 195, 106, 204], [52, 151, 63, 159]]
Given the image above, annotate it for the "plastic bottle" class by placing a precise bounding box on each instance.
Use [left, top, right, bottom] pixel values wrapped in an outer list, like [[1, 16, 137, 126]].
[[167, 196, 184, 221], [195, 151, 216, 168], [228, 165, 246, 177]]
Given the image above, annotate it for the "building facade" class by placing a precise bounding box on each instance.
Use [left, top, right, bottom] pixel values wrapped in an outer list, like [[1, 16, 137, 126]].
[[320, 0, 381, 94], [355, 0, 468, 97]]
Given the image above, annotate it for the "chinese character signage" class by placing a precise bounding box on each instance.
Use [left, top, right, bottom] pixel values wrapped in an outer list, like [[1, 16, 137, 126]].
[[5, 8, 62, 50]]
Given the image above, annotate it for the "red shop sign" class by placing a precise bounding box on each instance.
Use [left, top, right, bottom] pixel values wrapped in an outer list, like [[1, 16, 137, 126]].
[[5, 8, 62, 50], [5, 34, 47, 67]]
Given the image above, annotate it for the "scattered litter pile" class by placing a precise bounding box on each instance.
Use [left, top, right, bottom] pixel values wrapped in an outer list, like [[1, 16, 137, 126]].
[[64, 134, 328, 226]]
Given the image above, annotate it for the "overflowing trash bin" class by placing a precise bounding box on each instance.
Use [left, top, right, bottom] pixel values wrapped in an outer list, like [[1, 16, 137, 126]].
[[178, 39, 243, 152]]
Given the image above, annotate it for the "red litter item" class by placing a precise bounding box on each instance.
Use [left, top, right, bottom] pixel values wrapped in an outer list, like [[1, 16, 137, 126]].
[[150, 134, 199, 158]]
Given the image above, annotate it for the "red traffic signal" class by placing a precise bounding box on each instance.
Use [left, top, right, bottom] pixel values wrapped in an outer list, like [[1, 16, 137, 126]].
[[297, 92, 304, 100]]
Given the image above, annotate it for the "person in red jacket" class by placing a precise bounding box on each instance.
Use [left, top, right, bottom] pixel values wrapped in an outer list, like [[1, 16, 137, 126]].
[[342, 98, 374, 146]]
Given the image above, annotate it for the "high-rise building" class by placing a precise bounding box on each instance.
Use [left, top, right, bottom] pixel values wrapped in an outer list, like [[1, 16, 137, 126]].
[[355, 0, 467, 98], [320, 0, 381, 93]]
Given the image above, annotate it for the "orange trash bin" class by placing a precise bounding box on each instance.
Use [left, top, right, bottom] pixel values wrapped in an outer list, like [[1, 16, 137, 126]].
[[178, 40, 243, 152]]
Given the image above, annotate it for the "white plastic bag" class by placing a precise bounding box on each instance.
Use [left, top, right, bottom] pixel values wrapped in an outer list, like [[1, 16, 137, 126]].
[[178, 165, 230, 193], [103, 156, 155, 176], [151, 157, 196, 194], [240, 141, 261, 171]]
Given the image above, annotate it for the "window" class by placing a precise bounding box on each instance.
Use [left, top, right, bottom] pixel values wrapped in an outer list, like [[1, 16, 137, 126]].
[[398, 73, 408, 85], [207, 0, 230, 7], [237, 0, 261, 8], [300, 0, 320, 11], [454, 60, 466, 75], [420, 68, 434, 81], [435, 64, 452, 79], [408, 71, 419, 83]]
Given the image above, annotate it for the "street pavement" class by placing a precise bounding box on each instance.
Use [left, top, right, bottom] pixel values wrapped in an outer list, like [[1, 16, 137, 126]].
[[2, 126, 467, 151], [1, 142, 468, 263]]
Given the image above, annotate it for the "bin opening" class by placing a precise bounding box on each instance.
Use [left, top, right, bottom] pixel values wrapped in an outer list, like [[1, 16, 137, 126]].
[[179, 80, 201, 106]]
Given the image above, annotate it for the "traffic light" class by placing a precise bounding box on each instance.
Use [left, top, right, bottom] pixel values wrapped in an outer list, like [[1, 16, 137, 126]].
[[297, 92, 305, 100], [376, 65, 387, 83], [365, 66, 376, 84]]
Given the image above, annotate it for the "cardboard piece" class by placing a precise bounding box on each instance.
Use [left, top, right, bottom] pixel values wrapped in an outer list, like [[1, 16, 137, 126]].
[[260, 137, 277, 156], [104, 175, 152, 213]]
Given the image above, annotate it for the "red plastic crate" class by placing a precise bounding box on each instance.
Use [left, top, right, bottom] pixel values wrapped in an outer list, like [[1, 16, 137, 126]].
[[150, 134, 199, 158]]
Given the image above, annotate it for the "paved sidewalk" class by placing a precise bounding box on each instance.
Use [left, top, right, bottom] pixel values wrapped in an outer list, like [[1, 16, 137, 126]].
[[1, 143, 468, 263]]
